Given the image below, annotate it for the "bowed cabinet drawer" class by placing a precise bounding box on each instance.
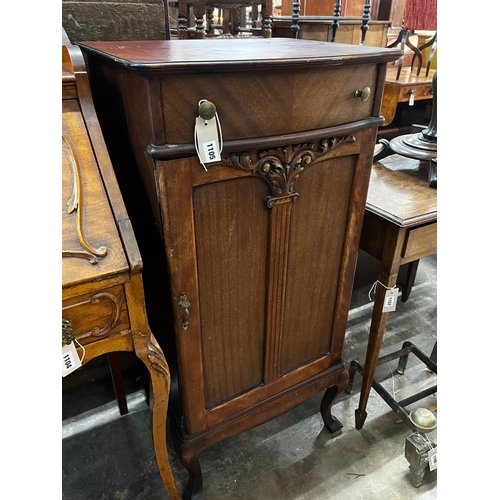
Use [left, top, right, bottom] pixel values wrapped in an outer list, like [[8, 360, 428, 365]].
[[158, 63, 379, 143]]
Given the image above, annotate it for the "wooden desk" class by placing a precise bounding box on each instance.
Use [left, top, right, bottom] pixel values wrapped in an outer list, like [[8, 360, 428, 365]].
[[352, 154, 437, 429], [62, 38, 181, 500], [380, 67, 435, 127]]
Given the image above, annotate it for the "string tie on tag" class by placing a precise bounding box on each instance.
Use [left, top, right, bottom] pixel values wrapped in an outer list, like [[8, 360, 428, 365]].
[[368, 280, 398, 301], [75, 338, 86, 364]]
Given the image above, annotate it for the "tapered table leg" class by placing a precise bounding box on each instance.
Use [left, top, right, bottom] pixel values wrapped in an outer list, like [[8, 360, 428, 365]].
[[355, 225, 405, 429]]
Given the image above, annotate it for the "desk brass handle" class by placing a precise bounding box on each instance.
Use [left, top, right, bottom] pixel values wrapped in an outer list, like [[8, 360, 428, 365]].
[[62, 318, 76, 347], [179, 292, 191, 331], [354, 87, 371, 103]]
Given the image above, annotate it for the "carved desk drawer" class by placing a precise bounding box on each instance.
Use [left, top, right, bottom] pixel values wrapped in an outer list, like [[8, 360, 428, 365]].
[[62, 284, 130, 347]]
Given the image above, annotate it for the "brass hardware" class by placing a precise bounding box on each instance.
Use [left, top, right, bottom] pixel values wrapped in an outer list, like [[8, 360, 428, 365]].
[[198, 100, 217, 120], [354, 87, 371, 103], [179, 292, 191, 330], [62, 318, 76, 347]]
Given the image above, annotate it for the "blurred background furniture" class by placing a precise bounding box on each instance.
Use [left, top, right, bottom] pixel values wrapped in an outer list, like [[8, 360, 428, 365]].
[[375, 70, 437, 187], [176, 0, 273, 38], [387, 0, 437, 79]]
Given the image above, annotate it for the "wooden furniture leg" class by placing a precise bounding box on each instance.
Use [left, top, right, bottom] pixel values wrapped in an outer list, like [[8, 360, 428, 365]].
[[107, 352, 128, 415], [354, 225, 406, 430], [126, 278, 182, 500], [399, 259, 420, 303], [320, 385, 344, 434]]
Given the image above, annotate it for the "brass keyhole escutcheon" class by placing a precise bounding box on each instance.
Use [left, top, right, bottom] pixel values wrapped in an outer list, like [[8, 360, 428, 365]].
[[179, 292, 191, 330], [354, 87, 371, 103], [62, 318, 76, 347]]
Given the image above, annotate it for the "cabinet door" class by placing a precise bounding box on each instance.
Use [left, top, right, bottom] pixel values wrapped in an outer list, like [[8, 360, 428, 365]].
[[157, 128, 375, 435]]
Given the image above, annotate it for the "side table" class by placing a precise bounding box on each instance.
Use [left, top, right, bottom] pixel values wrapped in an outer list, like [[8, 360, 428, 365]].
[[348, 154, 437, 429], [379, 67, 435, 128]]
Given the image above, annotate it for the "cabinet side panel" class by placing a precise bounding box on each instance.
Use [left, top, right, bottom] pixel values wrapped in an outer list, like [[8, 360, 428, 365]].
[[280, 156, 356, 374], [193, 177, 270, 408]]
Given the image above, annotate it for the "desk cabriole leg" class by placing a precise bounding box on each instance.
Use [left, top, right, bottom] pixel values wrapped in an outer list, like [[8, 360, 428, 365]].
[[134, 330, 181, 500], [127, 278, 182, 500]]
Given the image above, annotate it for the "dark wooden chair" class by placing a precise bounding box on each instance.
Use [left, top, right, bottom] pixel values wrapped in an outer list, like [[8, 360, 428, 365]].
[[176, 0, 272, 39]]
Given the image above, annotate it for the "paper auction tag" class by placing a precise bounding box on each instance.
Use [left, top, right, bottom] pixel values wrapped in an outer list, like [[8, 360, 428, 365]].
[[194, 116, 221, 170], [382, 287, 398, 313], [62, 341, 82, 377], [428, 448, 437, 471]]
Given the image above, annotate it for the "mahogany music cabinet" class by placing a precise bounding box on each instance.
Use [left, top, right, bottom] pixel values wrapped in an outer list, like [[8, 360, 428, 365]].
[[78, 38, 402, 499]]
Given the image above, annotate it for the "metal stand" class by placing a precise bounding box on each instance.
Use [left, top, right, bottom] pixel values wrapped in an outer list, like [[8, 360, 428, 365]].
[[346, 341, 437, 432]]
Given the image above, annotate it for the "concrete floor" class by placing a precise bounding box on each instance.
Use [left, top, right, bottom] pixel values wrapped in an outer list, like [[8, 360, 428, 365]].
[[62, 252, 437, 500]]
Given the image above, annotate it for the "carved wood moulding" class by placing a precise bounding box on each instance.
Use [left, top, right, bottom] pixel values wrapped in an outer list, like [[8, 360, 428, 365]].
[[62, 132, 108, 264], [146, 335, 170, 380], [62, 291, 125, 341], [221, 136, 355, 207]]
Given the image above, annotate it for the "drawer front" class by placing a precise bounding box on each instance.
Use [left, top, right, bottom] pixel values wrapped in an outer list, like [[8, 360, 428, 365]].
[[62, 284, 130, 346], [399, 83, 433, 103], [402, 223, 437, 261], [160, 63, 379, 143]]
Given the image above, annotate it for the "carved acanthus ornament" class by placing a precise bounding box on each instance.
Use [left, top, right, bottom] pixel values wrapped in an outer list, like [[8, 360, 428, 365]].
[[62, 133, 108, 264], [146, 336, 170, 380], [221, 136, 355, 207]]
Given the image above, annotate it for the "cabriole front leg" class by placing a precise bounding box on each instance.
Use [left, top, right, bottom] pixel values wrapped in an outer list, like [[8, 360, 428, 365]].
[[320, 368, 348, 434], [134, 331, 181, 500]]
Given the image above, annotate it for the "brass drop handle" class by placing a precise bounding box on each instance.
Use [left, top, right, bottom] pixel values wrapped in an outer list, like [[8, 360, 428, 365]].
[[62, 318, 76, 347], [354, 87, 371, 103], [179, 292, 191, 331]]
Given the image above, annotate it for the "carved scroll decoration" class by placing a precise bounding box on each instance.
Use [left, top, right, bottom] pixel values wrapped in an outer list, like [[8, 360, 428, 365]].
[[221, 136, 356, 208], [62, 291, 125, 341], [62, 133, 108, 264]]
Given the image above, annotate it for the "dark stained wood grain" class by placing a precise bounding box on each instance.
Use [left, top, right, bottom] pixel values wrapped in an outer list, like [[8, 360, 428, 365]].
[[159, 64, 378, 143], [281, 155, 355, 374], [193, 177, 270, 408], [78, 38, 401, 73]]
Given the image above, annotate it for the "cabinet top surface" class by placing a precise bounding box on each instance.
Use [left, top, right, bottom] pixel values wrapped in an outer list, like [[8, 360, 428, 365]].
[[77, 38, 402, 73]]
